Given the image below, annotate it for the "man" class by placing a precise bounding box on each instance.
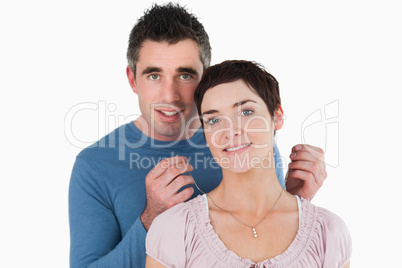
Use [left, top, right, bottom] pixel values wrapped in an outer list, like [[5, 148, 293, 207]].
[[69, 3, 326, 267]]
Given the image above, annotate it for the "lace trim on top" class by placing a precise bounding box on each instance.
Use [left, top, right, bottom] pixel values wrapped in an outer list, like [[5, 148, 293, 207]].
[[188, 194, 317, 267]]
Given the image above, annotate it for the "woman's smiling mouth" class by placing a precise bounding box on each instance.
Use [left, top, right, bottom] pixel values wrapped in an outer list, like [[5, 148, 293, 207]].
[[223, 143, 252, 153]]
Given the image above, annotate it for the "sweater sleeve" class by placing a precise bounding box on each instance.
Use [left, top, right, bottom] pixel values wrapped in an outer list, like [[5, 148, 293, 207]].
[[274, 143, 285, 188], [146, 203, 189, 268], [69, 157, 147, 268]]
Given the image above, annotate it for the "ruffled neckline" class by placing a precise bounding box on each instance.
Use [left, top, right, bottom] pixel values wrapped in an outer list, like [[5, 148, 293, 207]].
[[187, 194, 318, 267]]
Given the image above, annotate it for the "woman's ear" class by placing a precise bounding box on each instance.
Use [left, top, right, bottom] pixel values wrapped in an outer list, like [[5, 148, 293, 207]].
[[274, 105, 284, 130]]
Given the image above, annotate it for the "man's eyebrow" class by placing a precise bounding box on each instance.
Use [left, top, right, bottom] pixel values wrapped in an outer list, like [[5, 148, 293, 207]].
[[141, 67, 199, 76], [142, 67, 161, 75], [202, 99, 257, 116], [177, 67, 199, 75]]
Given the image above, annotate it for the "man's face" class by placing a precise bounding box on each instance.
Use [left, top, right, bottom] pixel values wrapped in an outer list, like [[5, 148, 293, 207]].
[[129, 39, 204, 141]]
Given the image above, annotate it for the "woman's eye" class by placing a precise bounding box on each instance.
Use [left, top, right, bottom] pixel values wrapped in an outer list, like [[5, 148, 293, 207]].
[[180, 74, 192, 80], [149, 74, 160, 80], [206, 118, 220, 125], [241, 109, 254, 116]]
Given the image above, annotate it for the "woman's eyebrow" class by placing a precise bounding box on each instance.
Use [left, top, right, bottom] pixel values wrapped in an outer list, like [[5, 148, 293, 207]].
[[202, 109, 219, 116], [202, 99, 257, 116], [233, 99, 256, 108]]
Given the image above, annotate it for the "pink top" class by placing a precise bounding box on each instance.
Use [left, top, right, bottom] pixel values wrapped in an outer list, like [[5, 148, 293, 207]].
[[146, 195, 351, 268]]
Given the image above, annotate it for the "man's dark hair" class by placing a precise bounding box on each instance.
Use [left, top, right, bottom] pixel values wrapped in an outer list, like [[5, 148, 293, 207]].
[[194, 60, 281, 125], [127, 3, 211, 76]]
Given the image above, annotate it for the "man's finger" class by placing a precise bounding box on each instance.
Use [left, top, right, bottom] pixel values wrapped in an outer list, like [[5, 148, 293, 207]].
[[292, 144, 324, 154], [161, 163, 194, 186], [168, 186, 195, 208], [167, 174, 195, 192], [291, 144, 303, 153], [147, 156, 188, 180], [163, 175, 195, 208], [287, 169, 318, 196], [288, 160, 318, 174], [292, 144, 325, 161], [290, 151, 324, 163]]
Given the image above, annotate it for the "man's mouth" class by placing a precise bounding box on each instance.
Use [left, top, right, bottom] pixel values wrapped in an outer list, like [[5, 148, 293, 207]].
[[155, 108, 184, 122], [159, 110, 180, 116]]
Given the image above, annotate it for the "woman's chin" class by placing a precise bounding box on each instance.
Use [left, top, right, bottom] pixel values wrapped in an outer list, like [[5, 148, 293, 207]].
[[221, 165, 252, 174]]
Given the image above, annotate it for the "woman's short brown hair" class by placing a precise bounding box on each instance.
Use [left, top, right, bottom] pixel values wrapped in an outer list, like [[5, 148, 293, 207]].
[[194, 60, 281, 124]]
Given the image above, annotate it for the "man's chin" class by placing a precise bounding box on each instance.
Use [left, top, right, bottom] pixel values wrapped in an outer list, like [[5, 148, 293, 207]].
[[153, 124, 185, 141]]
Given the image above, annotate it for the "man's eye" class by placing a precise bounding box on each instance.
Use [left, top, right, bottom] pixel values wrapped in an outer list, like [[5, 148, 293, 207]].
[[241, 109, 254, 116], [180, 74, 192, 80], [149, 74, 160, 80], [206, 117, 220, 126]]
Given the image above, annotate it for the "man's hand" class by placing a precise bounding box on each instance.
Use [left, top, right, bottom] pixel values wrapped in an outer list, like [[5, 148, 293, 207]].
[[141, 156, 194, 231], [285, 144, 327, 201]]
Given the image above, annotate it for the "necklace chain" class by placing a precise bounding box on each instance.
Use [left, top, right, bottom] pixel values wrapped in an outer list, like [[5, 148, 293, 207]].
[[192, 173, 285, 238]]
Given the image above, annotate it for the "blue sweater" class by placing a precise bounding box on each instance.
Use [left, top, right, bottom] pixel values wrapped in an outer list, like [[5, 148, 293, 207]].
[[69, 122, 284, 267]]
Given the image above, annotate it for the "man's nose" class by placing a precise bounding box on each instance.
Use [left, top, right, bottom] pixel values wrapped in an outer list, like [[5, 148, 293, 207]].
[[162, 79, 180, 103]]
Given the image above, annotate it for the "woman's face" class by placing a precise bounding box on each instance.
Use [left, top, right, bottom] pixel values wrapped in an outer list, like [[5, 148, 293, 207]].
[[201, 79, 283, 173]]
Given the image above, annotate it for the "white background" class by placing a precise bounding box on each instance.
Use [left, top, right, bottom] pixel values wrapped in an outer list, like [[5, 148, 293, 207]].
[[1, 0, 401, 267]]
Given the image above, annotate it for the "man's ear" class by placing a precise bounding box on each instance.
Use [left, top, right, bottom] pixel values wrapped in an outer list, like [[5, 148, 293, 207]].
[[274, 105, 284, 130], [126, 65, 138, 94]]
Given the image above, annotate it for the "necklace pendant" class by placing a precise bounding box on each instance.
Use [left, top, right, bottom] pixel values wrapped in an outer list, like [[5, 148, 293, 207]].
[[252, 226, 258, 238]]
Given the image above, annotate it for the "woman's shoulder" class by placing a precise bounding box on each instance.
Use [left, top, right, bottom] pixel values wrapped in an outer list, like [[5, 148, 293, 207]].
[[314, 204, 351, 238], [299, 198, 349, 232], [155, 200, 190, 222], [151, 195, 204, 229], [147, 194, 206, 239], [146, 195, 206, 266], [300, 198, 352, 265]]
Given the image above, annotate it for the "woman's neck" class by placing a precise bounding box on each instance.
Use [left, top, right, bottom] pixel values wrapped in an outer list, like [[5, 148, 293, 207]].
[[210, 167, 284, 216]]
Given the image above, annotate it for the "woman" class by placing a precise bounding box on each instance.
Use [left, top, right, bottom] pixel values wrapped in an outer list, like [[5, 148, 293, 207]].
[[145, 60, 351, 267]]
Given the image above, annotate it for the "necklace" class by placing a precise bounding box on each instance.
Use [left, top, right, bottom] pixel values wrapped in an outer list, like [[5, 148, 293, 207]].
[[192, 174, 284, 238]]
